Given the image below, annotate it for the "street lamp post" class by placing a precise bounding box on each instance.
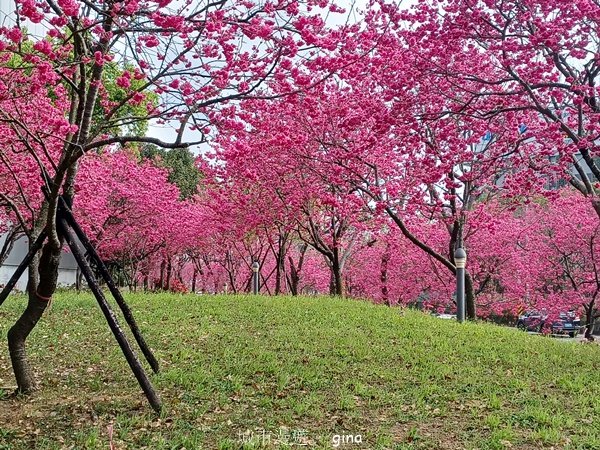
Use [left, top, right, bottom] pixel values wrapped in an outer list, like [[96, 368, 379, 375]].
[[252, 261, 260, 295], [454, 248, 467, 323]]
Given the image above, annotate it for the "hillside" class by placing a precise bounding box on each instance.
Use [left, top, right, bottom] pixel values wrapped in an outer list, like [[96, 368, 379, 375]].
[[1, 293, 599, 449]]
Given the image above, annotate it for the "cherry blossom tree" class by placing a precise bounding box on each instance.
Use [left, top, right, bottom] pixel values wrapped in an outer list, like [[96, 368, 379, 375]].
[[217, 72, 541, 316], [75, 149, 183, 290], [515, 192, 600, 337], [212, 90, 370, 297], [0, 0, 347, 394], [402, 0, 600, 214]]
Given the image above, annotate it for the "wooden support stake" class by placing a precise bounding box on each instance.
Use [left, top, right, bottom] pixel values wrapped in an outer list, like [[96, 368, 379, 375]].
[[59, 197, 160, 373], [0, 232, 47, 307], [57, 215, 162, 413]]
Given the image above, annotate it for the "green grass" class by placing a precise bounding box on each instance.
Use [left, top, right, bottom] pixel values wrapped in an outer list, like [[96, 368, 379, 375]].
[[1, 293, 600, 449]]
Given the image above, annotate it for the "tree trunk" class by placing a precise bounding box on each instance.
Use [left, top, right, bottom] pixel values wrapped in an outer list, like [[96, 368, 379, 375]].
[[274, 248, 284, 296], [165, 258, 172, 291], [287, 244, 307, 297], [75, 266, 82, 292], [158, 259, 166, 290], [191, 268, 197, 293], [330, 251, 344, 297], [8, 239, 61, 393], [328, 269, 335, 296], [584, 301, 596, 340], [288, 257, 300, 296], [381, 243, 391, 306], [465, 271, 476, 320], [274, 234, 288, 295]]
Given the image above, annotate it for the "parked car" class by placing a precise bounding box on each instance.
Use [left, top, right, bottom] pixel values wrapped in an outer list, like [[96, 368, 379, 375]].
[[516, 311, 582, 337]]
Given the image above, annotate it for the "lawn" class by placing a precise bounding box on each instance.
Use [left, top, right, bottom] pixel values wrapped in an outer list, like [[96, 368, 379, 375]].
[[1, 293, 600, 449]]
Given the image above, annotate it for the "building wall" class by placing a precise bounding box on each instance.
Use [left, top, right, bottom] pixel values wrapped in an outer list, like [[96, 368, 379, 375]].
[[0, 0, 46, 37]]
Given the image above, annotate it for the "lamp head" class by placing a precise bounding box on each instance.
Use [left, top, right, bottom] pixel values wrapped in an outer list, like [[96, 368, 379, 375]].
[[454, 247, 467, 268]]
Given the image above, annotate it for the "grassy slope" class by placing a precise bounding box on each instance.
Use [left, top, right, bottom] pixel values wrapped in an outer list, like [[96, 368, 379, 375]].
[[0, 293, 600, 450]]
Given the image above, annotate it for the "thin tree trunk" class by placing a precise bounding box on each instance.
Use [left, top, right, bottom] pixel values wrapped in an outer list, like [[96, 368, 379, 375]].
[[584, 301, 596, 340], [329, 268, 335, 296], [191, 268, 197, 293], [287, 244, 307, 296], [159, 259, 166, 290], [274, 234, 287, 295], [288, 258, 300, 296], [381, 243, 391, 306], [75, 266, 82, 292], [275, 247, 284, 295], [465, 271, 476, 320], [165, 258, 172, 291]]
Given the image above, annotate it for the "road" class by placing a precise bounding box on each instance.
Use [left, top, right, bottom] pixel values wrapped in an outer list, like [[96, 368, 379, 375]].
[[525, 331, 599, 344]]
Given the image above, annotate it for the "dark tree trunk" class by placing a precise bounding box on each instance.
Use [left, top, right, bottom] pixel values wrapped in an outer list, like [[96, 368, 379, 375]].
[[584, 302, 596, 340], [226, 263, 237, 294], [191, 268, 197, 293], [158, 259, 166, 290], [287, 244, 307, 296], [245, 269, 253, 293], [8, 239, 61, 393], [333, 270, 344, 297], [75, 266, 82, 292], [288, 258, 300, 296], [274, 249, 284, 295], [465, 271, 476, 320], [274, 234, 288, 295], [165, 258, 172, 291], [381, 243, 391, 306], [7, 294, 47, 393], [329, 250, 344, 297]]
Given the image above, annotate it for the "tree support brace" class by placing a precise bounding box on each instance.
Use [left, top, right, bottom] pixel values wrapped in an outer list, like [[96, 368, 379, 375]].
[[57, 211, 162, 413], [58, 197, 159, 373], [0, 198, 162, 412]]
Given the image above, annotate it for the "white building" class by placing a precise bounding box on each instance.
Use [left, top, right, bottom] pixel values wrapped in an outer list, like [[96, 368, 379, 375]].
[[0, 233, 78, 292], [1, 0, 46, 36]]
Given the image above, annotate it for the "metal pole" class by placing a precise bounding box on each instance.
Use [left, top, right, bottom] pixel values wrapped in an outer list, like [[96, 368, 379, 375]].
[[455, 248, 467, 323], [252, 261, 260, 295]]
